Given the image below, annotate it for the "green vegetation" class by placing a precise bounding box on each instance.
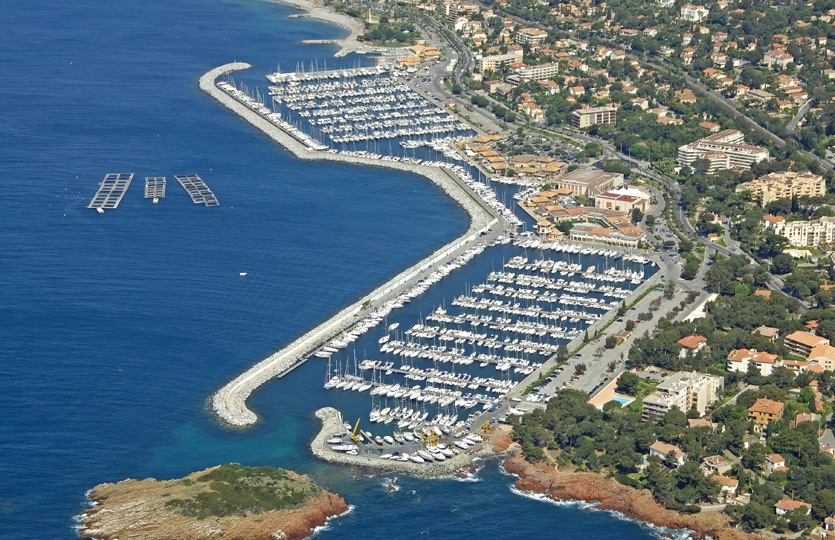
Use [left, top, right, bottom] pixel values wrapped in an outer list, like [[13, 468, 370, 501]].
[[165, 464, 322, 519], [359, 21, 420, 46]]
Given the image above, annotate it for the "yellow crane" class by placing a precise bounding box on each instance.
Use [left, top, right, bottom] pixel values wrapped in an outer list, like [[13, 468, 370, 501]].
[[350, 418, 362, 443]]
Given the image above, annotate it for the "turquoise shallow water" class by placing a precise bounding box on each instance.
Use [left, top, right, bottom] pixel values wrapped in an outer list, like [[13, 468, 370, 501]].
[[0, 0, 665, 538]]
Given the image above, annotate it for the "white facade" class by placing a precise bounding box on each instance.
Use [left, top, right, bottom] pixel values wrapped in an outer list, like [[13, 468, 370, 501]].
[[680, 3, 709, 22]]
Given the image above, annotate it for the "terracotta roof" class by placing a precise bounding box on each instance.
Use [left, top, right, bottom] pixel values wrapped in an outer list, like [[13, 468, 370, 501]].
[[677, 335, 707, 349], [765, 453, 784, 463], [775, 499, 811, 511], [748, 398, 784, 415], [650, 441, 684, 457], [711, 475, 739, 487], [785, 330, 829, 348]]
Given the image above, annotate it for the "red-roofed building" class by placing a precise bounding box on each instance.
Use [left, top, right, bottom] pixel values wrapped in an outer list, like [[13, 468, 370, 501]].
[[748, 398, 784, 432], [677, 335, 707, 357], [775, 499, 811, 517]]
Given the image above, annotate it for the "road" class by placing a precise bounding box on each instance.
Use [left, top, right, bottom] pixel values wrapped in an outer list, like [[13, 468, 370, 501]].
[[787, 100, 812, 134]]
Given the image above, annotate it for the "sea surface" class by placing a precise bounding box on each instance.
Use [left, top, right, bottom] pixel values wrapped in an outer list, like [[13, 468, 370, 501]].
[[0, 0, 666, 538]]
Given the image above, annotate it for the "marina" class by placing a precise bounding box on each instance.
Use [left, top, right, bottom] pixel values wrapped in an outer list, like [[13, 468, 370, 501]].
[[175, 174, 219, 206], [87, 173, 134, 212], [144, 176, 166, 203]]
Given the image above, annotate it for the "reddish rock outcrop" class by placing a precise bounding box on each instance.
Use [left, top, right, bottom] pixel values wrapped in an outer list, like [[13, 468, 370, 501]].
[[489, 424, 763, 540], [79, 466, 349, 540]]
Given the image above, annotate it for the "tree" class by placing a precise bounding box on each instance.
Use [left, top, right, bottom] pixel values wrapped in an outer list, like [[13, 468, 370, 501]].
[[646, 215, 656, 227], [626, 319, 636, 331], [616, 372, 640, 395], [687, 406, 701, 419], [682, 258, 700, 280], [664, 281, 675, 300], [607, 361, 617, 372], [557, 344, 570, 361], [632, 208, 644, 224], [605, 336, 618, 349], [574, 363, 587, 376], [771, 253, 795, 275], [678, 238, 694, 254], [741, 501, 774, 530]]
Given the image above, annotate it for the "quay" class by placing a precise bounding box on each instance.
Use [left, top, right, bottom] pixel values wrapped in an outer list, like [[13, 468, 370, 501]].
[[266, 65, 388, 84], [175, 174, 219, 206], [88, 173, 134, 211], [201, 63, 503, 427], [144, 177, 166, 203], [311, 407, 486, 477]]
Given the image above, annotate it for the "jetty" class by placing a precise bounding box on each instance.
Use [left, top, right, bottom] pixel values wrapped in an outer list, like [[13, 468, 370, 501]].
[[144, 177, 166, 203], [201, 63, 503, 427], [88, 173, 134, 211], [175, 174, 219, 206]]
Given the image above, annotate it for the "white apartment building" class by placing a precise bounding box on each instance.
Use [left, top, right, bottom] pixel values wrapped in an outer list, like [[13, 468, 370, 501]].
[[727, 348, 780, 376], [514, 62, 559, 81], [677, 129, 769, 170], [736, 171, 825, 206], [516, 27, 548, 45], [642, 371, 724, 421], [766, 216, 835, 247]]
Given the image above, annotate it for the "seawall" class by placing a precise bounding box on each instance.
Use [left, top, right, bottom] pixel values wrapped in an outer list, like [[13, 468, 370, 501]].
[[200, 63, 503, 427]]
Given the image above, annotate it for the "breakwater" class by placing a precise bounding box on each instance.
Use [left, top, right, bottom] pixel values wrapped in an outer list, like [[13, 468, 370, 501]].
[[201, 63, 502, 427]]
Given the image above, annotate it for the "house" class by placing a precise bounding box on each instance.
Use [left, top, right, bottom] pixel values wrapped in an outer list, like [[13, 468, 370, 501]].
[[784, 331, 830, 357], [742, 434, 760, 449], [774, 499, 811, 517], [711, 475, 739, 500], [680, 3, 709, 22], [748, 398, 784, 432], [649, 440, 687, 467], [702, 455, 733, 475], [754, 326, 780, 342], [764, 453, 786, 474], [677, 335, 707, 357], [688, 417, 715, 430], [808, 344, 835, 371]]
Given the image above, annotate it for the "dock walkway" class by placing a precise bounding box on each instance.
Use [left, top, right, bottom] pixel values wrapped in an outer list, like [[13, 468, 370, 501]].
[[88, 173, 134, 210], [175, 174, 219, 206], [201, 63, 503, 427], [144, 177, 166, 200]]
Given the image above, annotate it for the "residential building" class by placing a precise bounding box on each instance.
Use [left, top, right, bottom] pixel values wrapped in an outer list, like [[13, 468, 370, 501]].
[[754, 326, 780, 342], [808, 344, 835, 371], [553, 168, 624, 197], [476, 49, 524, 73], [766, 216, 835, 247], [711, 475, 739, 501], [649, 440, 687, 467], [748, 398, 784, 431], [701, 455, 732, 475], [763, 50, 794, 70], [775, 499, 811, 517], [784, 331, 830, 357], [513, 62, 559, 81], [677, 130, 769, 170], [737, 171, 826, 206], [642, 371, 723, 421], [570, 106, 618, 128], [516, 27, 548, 45], [483, 80, 512, 94], [680, 3, 709, 22], [764, 453, 786, 474], [677, 335, 707, 357], [727, 348, 780, 376]]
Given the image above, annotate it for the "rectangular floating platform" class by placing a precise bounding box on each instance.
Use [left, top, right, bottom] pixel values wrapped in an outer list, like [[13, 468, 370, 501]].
[[88, 173, 134, 210], [144, 177, 166, 200], [175, 174, 219, 207]]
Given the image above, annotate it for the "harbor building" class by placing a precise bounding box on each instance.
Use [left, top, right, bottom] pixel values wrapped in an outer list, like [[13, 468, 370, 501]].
[[553, 168, 624, 197], [570, 106, 618, 128], [762, 215, 835, 247], [784, 331, 829, 357], [737, 171, 825, 206], [516, 27, 548, 45], [642, 371, 723, 421], [677, 130, 769, 171], [594, 191, 646, 214], [476, 49, 524, 74], [747, 398, 784, 432], [569, 222, 645, 247]]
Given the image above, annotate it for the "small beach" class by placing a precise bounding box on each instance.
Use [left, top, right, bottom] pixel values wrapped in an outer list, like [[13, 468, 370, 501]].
[[271, 0, 369, 56]]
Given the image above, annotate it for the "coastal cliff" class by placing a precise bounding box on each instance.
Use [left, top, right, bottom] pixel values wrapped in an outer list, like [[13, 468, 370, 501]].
[[78, 464, 349, 540], [487, 426, 764, 540]]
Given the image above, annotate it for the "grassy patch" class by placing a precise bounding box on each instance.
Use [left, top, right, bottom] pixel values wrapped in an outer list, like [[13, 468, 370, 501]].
[[165, 464, 322, 519]]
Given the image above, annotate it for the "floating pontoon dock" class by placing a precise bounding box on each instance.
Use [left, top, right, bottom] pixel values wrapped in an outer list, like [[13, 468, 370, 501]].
[[144, 177, 166, 203], [175, 174, 219, 207], [88, 173, 134, 211]]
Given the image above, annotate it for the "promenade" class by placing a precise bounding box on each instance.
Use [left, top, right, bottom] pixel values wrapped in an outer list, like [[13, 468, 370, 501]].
[[201, 63, 504, 427]]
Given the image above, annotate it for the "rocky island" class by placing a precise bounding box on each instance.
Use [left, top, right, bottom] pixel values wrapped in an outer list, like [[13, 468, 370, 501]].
[[79, 464, 349, 540]]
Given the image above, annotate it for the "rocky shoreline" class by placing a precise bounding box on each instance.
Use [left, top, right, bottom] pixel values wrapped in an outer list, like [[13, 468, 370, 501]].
[[78, 466, 349, 540], [486, 426, 764, 540]]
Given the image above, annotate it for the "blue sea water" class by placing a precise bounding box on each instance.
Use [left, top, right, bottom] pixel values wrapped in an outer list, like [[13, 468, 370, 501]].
[[0, 0, 664, 538]]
